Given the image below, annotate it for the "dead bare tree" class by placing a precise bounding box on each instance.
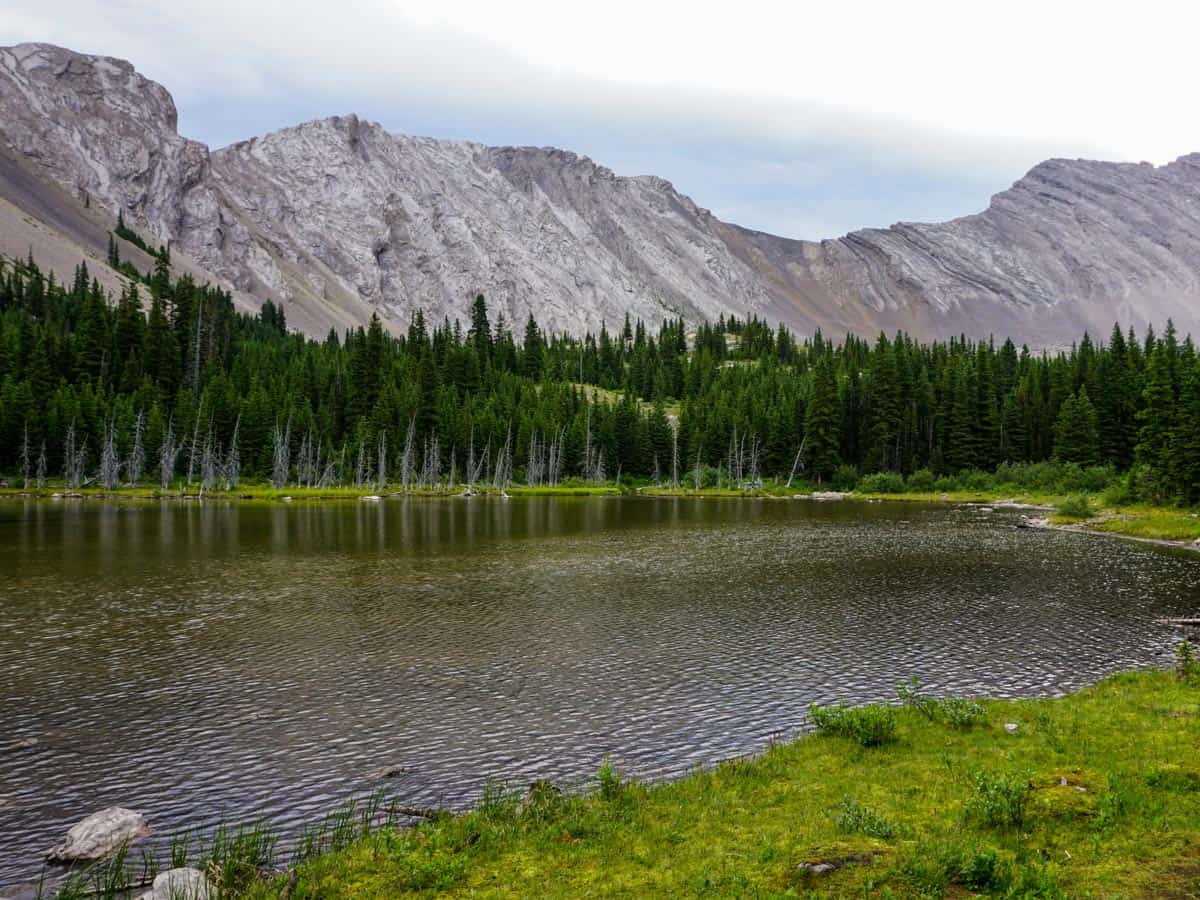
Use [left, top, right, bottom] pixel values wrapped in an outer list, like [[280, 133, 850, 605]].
[[159, 417, 181, 491], [35, 440, 47, 489], [786, 435, 807, 488], [128, 409, 146, 486], [271, 417, 291, 488], [492, 424, 513, 490], [62, 420, 84, 490], [354, 441, 367, 488], [186, 407, 202, 486], [376, 432, 388, 491], [222, 415, 241, 490], [99, 417, 120, 490], [671, 426, 679, 489], [19, 424, 32, 490], [400, 418, 416, 491]]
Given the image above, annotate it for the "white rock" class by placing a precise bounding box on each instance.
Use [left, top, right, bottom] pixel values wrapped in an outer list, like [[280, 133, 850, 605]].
[[1004, 723, 1019, 734], [46, 807, 150, 862], [139, 868, 211, 900], [359, 495, 382, 502]]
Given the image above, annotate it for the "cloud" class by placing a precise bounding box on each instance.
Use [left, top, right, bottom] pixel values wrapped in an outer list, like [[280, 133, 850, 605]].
[[8, 0, 1194, 238]]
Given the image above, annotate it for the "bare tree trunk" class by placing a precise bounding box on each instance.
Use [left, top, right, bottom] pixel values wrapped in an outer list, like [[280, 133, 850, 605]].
[[159, 417, 180, 491], [19, 423, 31, 490], [786, 435, 806, 488], [99, 417, 120, 490], [128, 409, 146, 486]]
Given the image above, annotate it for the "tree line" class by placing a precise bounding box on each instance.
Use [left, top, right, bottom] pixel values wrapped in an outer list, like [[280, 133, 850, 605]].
[[0, 251, 1196, 502]]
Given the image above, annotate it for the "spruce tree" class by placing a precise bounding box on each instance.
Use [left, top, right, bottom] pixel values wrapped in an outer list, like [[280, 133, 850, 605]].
[[805, 356, 841, 484], [1053, 389, 1100, 466]]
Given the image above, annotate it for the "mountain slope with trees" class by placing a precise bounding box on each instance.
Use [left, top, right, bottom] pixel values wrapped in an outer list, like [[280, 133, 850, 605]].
[[2, 250, 1198, 508]]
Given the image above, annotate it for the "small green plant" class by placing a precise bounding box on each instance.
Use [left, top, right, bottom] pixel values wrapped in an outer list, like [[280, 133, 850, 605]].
[[1177, 639, 1200, 681], [939, 697, 986, 728], [964, 769, 1032, 830], [896, 678, 985, 727], [597, 756, 626, 801], [1055, 494, 1094, 519], [809, 703, 897, 747], [834, 797, 896, 839], [199, 819, 278, 896], [897, 676, 937, 719]]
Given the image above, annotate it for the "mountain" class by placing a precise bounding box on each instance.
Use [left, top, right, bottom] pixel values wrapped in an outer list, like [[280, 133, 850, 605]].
[[2, 41, 1199, 344]]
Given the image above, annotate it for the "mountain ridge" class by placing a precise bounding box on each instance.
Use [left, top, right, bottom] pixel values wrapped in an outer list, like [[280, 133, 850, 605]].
[[2, 40, 1199, 344]]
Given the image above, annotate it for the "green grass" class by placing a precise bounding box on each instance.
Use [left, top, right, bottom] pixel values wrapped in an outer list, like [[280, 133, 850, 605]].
[[238, 669, 1200, 898], [1090, 507, 1200, 543]]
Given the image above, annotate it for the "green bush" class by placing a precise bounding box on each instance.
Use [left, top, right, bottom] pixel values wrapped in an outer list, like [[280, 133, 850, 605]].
[[1177, 640, 1200, 681], [857, 471, 906, 494], [1102, 473, 1138, 506], [831, 464, 860, 491], [897, 678, 985, 728], [896, 676, 938, 720], [958, 469, 998, 490], [964, 770, 1032, 830], [933, 475, 961, 492], [597, 756, 627, 801], [939, 697, 987, 729], [834, 797, 896, 839], [1055, 494, 1094, 519], [809, 703, 897, 747], [906, 468, 936, 492]]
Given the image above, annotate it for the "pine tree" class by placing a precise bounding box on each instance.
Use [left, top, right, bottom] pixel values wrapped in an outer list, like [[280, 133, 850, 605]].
[[1053, 389, 1100, 466], [805, 356, 841, 483], [1136, 344, 1176, 497]]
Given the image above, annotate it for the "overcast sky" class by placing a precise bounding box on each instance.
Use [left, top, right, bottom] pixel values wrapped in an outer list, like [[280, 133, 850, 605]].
[[9, 0, 1199, 238]]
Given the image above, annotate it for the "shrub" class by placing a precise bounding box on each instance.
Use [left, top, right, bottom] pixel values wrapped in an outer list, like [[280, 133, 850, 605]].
[[896, 678, 985, 728], [933, 475, 961, 493], [1055, 494, 1094, 519], [906, 468, 935, 492], [834, 797, 896, 839], [597, 756, 626, 801], [1177, 640, 1200, 681], [964, 770, 1032, 830], [939, 697, 987, 729], [809, 703, 897, 747], [958, 469, 998, 491], [896, 677, 938, 720], [831, 464, 860, 491], [857, 471, 906, 494], [1102, 473, 1138, 507]]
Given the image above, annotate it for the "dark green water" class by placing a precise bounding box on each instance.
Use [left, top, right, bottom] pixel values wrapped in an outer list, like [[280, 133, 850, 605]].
[[0, 496, 1195, 888]]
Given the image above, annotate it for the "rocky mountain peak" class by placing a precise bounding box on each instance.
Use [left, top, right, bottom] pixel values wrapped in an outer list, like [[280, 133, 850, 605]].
[[3, 42, 1200, 345]]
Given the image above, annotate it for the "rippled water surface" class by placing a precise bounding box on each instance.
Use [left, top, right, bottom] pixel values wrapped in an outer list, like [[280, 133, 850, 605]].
[[1, 496, 1196, 887]]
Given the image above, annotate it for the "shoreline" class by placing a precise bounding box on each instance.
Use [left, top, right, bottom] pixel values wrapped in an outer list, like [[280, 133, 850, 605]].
[[23, 667, 1195, 898]]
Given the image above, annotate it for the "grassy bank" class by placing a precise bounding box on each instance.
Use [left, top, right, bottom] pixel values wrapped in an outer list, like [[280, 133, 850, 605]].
[[226, 668, 1198, 898]]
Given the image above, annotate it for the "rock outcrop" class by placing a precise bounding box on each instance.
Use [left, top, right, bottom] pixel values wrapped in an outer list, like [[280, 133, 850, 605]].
[[3, 41, 1200, 345]]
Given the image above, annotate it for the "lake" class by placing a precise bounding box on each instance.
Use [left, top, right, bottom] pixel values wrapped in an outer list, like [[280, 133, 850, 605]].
[[0, 496, 1194, 888]]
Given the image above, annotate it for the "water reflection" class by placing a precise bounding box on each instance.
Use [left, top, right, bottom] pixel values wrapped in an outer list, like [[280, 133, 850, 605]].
[[0, 496, 1194, 887]]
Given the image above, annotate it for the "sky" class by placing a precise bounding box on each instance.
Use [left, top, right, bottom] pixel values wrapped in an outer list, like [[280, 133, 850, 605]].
[[8, 0, 1200, 239]]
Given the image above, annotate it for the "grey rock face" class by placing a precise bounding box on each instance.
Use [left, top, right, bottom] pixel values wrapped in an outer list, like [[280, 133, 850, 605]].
[[3, 41, 1200, 344], [45, 807, 150, 862]]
